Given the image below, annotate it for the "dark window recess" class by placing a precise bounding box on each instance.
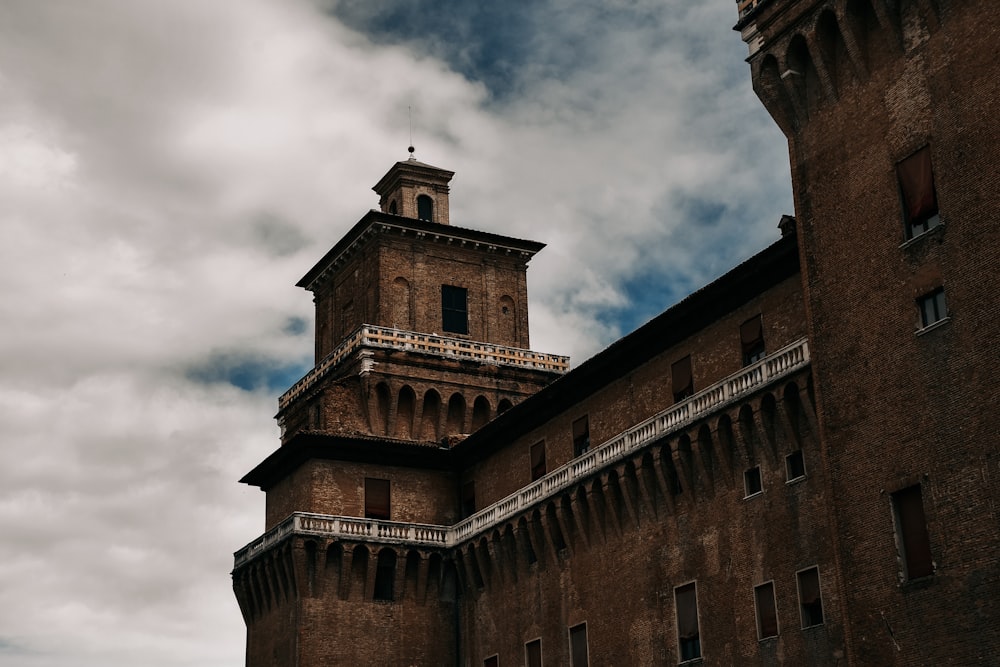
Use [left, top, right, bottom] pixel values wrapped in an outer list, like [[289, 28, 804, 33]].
[[897, 145, 941, 239], [741, 315, 766, 366], [918, 288, 948, 328], [388, 199, 398, 215], [797, 567, 824, 627], [531, 441, 547, 481], [744, 466, 763, 497], [525, 639, 542, 667], [483, 656, 498, 667], [373, 550, 396, 601], [786, 450, 806, 481], [675, 582, 701, 661], [672, 355, 694, 402], [755, 582, 779, 639], [417, 194, 434, 221], [569, 623, 589, 667], [892, 485, 934, 580], [462, 481, 476, 518], [442, 285, 469, 334], [365, 478, 390, 519], [573, 416, 591, 456]]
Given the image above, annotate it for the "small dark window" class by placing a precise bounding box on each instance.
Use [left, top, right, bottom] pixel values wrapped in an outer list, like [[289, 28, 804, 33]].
[[917, 288, 948, 328], [373, 549, 396, 601], [364, 478, 390, 519], [785, 450, 805, 481], [740, 315, 766, 366], [442, 285, 468, 334], [462, 481, 476, 518], [531, 441, 546, 481], [483, 655, 499, 667], [675, 582, 701, 661], [892, 485, 934, 580], [417, 194, 433, 221], [569, 623, 589, 667], [897, 145, 940, 239], [797, 567, 824, 627], [525, 638, 542, 667], [754, 581, 779, 639], [744, 466, 763, 497], [388, 199, 398, 215], [672, 355, 694, 402], [573, 416, 590, 457]]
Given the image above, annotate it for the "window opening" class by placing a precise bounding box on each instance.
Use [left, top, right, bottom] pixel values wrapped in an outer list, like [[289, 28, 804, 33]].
[[483, 655, 499, 667], [740, 315, 766, 366], [364, 478, 390, 519], [744, 466, 763, 497], [531, 441, 546, 481], [675, 582, 701, 661], [797, 567, 824, 627], [388, 199, 398, 215], [754, 581, 779, 639], [442, 285, 469, 334], [785, 450, 806, 481], [573, 416, 591, 456], [917, 288, 947, 328], [897, 145, 940, 239], [891, 485, 934, 580], [417, 194, 433, 221], [525, 638, 543, 667], [462, 481, 477, 518], [672, 355, 694, 402], [569, 623, 589, 667]]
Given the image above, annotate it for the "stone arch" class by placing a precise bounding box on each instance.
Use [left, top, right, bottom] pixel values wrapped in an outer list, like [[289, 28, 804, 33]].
[[390, 276, 412, 329], [786, 33, 823, 115], [445, 393, 466, 435], [497, 398, 514, 414], [419, 389, 442, 441], [845, 0, 891, 71], [373, 548, 397, 601], [373, 382, 391, 435], [394, 385, 416, 439], [498, 294, 516, 344], [816, 9, 856, 92], [471, 395, 491, 431]]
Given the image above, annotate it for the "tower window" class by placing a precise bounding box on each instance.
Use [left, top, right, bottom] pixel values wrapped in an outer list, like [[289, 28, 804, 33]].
[[388, 199, 398, 215], [573, 416, 590, 457], [675, 582, 701, 661], [897, 145, 940, 239], [525, 638, 542, 667], [462, 481, 476, 518], [785, 450, 805, 482], [744, 466, 763, 497], [672, 355, 694, 402], [917, 288, 948, 329], [740, 314, 766, 366], [891, 485, 934, 580], [364, 478, 390, 519], [417, 194, 433, 221], [442, 285, 468, 334], [796, 567, 824, 628], [754, 581, 779, 639], [483, 655, 498, 667], [569, 623, 589, 667], [530, 441, 546, 481]]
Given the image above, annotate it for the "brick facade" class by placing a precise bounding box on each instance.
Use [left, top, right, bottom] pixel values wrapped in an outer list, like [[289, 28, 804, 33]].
[[234, 1, 1000, 664]]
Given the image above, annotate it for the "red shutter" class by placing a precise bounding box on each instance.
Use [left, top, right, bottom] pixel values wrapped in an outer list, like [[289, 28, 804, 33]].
[[897, 146, 937, 221], [365, 478, 390, 519]]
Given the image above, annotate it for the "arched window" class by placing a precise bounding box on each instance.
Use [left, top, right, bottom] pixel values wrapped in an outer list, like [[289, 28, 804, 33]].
[[417, 195, 433, 221], [388, 199, 398, 215]]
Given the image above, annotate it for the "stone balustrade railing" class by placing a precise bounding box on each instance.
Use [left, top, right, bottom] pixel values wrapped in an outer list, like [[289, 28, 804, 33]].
[[278, 325, 571, 410], [237, 338, 809, 568]]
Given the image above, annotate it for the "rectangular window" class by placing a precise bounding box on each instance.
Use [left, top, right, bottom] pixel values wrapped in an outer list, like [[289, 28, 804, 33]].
[[892, 485, 934, 580], [744, 466, 763, 497], [525, 638, 543, 667], [797, 567, 824, 628], [364, 478, 390, 520], [740, 314, 766, 366], [917, 287, 948, 328], [897, 145, 941, 239], [569, 623, 589, 667], [531, 441, 547, 481], [675, 582, 701, 661], [754, 581, 779, 639], [785, 450, 805, 482], [573, 416, 590, 457], [442, 285, 469, 334], [462, 480, 476, 518], [483, 655, 499, 667], [672, 355, 694, 402]]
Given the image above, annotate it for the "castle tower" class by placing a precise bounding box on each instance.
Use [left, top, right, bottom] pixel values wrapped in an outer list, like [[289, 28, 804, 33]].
[[233, 158, 568, 666], [741, 1, 1000, 663]]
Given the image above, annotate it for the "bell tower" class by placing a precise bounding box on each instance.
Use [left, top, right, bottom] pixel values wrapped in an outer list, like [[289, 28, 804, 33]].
[[373, 156, 454, 224]]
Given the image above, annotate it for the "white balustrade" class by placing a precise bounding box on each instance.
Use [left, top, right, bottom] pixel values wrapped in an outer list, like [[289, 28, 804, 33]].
[[238, 338, 809, 568]]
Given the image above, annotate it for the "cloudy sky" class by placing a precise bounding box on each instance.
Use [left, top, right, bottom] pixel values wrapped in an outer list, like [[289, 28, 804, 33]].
[[0, 1, 792, 665]]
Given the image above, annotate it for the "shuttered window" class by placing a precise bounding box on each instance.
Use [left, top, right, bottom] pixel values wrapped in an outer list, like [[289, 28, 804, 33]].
[[897, 146, 940, 238], [675, 582, 701, 660], [672, 356, 694, 402], [740, 315, 766, 366], [573, 416, 590, 456], [797, 567, 824, 627], [364, 478, 390, 520]]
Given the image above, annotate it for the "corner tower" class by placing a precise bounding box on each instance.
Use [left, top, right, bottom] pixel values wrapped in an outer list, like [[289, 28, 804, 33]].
[[740, 1, 1000, 664]]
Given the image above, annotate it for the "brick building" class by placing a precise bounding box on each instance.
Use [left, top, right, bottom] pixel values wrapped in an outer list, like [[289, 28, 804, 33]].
[[232, 0, 1000, 664]]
